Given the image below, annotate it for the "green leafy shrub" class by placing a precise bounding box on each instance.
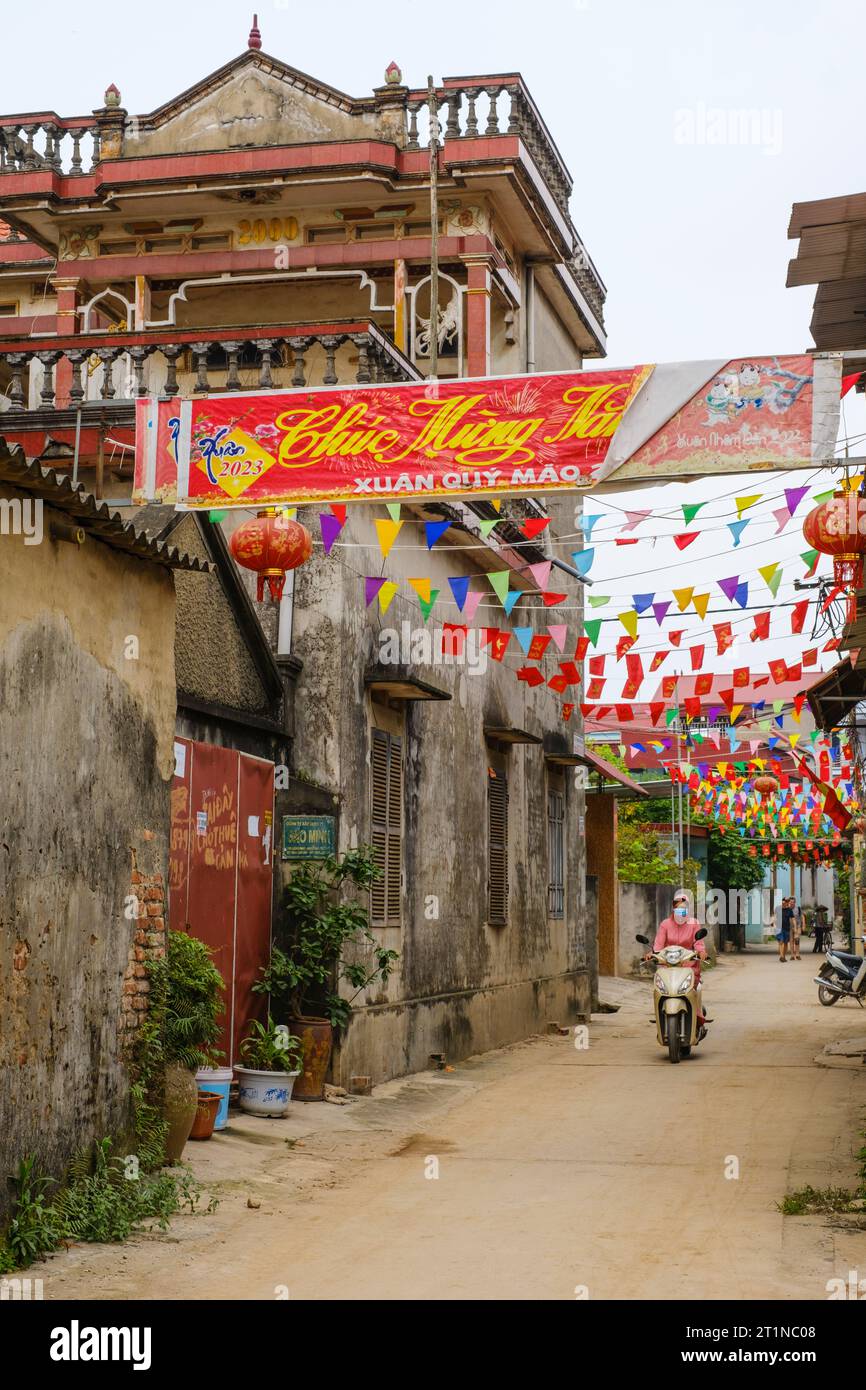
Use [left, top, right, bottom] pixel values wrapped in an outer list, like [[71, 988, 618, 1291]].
[[254, 848, 398, 1030], [4, 1157, 63, 1266], [0, 1141, 217, 1270]]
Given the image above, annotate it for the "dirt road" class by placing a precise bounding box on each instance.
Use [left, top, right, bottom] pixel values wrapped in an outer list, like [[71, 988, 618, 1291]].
[[42, 946, 866, 1300]]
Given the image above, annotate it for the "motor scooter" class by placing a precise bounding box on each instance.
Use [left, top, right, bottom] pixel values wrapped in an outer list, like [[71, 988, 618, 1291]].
[[636, 928, 709, 1063], [815, 936, 866, 1006]]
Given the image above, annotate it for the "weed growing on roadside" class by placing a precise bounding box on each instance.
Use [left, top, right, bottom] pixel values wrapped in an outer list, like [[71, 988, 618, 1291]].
[[0, 1139, 217, 1272], [779, 1124, 866, 1215]]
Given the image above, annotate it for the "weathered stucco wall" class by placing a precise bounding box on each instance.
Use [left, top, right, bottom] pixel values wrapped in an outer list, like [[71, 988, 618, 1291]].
[[290, 502, 590, 1082], [124, 67, 382, 159], [0, 487, 176, 1217], [532, 282, 584, 374]]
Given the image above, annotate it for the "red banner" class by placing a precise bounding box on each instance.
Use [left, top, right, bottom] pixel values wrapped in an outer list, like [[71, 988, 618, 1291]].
[[135, 367, 649, 507], [132, 352, 829, 507]]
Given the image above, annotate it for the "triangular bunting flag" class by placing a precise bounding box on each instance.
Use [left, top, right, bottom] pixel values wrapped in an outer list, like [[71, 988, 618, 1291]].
[[448, 576, 471, 611], [652, 601, 671, 625], [528, 560, 552, 590], [682, 502, 707, 525], [571, 548, 594, 578], [735, 494, 762, 518], [320, 513, 344, 554], [425, 520, 451, 549], [418, 592, 440, 623], [408, 577, 432, 604], [375, 517, 403, 558]]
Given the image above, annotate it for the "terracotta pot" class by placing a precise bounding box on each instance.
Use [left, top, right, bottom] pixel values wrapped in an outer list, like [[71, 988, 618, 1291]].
[[164, 1063, 199, 1161], [288, 1018, 333, 1101], [189, 1090, 222, 1141]]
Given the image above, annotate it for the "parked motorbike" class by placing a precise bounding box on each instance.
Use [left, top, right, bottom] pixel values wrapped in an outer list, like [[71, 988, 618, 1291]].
[[815, 937, 866, 1007], [636, 929, 709, 1063]]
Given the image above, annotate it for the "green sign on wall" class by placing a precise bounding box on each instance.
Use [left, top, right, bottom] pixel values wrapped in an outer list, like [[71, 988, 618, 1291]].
[[282, 815, 336, 861]]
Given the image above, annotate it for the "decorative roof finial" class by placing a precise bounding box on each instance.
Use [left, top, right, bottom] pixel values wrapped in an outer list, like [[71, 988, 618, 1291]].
[[248, 14, 262, 49], [385, 61, 402, 86]]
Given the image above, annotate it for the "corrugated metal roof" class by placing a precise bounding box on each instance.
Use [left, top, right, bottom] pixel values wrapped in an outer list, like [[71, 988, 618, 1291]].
[[0, 436, 210, 572]]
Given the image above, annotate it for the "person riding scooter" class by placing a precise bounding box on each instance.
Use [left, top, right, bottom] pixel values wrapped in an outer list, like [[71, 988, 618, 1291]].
[[647, 890, 712, 1026]]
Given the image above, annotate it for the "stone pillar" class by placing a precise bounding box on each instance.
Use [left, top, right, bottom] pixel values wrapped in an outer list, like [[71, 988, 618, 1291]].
[[585, 793, 618, 978], [51, 276, 82, 407], [373, 79, 409, 148], [463, 257, 492, 378]]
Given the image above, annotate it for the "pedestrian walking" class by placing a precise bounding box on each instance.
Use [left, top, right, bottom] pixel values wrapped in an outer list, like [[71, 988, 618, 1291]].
[[777, 896, 792, 962], [789, 899, 802, 960], [812, 906, 828, 953]]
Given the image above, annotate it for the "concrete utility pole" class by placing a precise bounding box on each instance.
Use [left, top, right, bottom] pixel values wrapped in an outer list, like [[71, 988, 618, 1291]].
[[427, 75, 439, 380]]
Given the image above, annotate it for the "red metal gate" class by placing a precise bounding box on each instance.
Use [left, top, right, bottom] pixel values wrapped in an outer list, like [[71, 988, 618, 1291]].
[[170, 738, 274, 1064]]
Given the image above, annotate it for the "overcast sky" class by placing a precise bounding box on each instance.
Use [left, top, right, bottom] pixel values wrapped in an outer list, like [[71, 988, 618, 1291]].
[[8, 0, 861, 671]]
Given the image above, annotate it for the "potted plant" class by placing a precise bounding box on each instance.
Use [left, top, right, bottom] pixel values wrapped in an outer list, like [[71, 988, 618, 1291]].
[[253, 848, 398, 1100], [235, 1018, 302, 1117], [148, 930, 225, 1161]]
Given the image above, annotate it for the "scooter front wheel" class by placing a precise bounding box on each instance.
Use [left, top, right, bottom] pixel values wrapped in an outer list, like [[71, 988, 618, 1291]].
[[667, 1021, 682, 1063]]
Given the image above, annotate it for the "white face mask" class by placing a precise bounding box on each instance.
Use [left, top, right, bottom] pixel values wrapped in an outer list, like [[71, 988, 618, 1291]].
[[674, 906, 688, 922]]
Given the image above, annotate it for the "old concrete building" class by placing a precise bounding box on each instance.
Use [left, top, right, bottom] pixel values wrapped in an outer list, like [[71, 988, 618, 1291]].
[[0, 26, 626, 1083], [0, 439, 209, 1215]]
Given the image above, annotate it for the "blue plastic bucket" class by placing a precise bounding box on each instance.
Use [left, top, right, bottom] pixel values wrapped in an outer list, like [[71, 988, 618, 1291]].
[[196, 1068, 232, 1130]]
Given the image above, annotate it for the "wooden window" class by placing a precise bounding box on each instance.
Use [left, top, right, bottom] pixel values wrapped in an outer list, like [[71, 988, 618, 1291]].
[[487, 763, 509, 925], [306, 226, 347, 245], [547, 783, 565, 919], [371, 726, 403, 927], [0, 300, 19, 317], [353, 221, 396, 240]]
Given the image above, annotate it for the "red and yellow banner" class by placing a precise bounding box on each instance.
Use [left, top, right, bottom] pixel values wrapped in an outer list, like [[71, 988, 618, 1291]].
[[133, 354, 829, 507], [135, 367, 649, 507]]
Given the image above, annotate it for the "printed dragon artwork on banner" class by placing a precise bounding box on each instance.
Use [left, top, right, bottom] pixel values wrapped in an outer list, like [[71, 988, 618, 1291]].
[[133, 354, 835, 508]]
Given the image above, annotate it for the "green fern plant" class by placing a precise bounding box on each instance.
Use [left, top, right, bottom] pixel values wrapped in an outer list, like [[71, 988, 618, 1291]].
[[149, 930, 226, 1071]]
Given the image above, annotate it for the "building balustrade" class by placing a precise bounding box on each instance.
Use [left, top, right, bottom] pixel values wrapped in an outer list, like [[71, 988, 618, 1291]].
[[407, 79, 573, 224], [0, 322, 419, 414], [0, 117, 100, 175]]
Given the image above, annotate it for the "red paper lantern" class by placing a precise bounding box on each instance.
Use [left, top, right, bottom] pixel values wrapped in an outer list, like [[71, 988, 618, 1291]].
[[802, 491, 866, 590], [230, 509, 312, 601], [753, 774, 780, 798]]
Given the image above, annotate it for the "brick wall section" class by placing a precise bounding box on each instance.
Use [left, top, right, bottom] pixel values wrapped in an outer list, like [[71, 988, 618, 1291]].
[[120, 865, 167, 1044]]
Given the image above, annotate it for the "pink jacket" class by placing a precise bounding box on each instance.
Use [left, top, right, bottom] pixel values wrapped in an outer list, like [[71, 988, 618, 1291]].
[[653, 915, 706, 958]]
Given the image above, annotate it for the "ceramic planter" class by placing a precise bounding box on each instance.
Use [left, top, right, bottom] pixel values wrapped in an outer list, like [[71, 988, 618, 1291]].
[[234, 1066, 301, 1117], [289, 1018, 333, 1101], [164, 1063, 199, 1161], [189, 1090, 222, 1141]]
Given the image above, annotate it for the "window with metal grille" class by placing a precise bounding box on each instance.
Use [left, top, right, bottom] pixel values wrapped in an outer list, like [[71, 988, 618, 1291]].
[[547, 788, 565, 918], [487, 766, 509, 925], [370, 726, 403, 927]]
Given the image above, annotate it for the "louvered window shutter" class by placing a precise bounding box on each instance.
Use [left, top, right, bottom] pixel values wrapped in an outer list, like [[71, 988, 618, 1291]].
[[371, 728, 403, 927], [488, 770, 509, 925], [547, 790, 565, 918], [386, 733, 402, 925]]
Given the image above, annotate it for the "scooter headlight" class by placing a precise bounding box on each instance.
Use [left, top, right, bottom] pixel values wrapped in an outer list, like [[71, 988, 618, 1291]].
[[654, 972, 668, 993], [678, 975, 693, 993]]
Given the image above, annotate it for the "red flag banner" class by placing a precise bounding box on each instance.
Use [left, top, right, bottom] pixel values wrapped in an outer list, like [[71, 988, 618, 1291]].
[[791, 599, 809, 634], [137, 366, 650, 507], [134, 354, 829, 505]]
